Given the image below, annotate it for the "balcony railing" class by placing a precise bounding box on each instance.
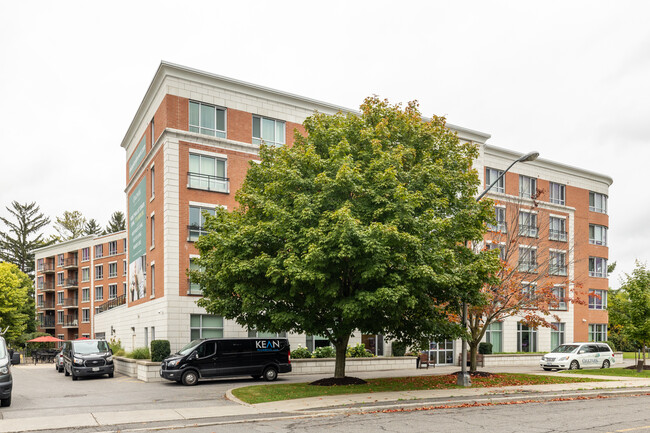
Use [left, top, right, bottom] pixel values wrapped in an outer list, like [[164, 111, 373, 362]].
[[518, 261, 538, 273], [96, 294, 126, 314], [549, 230, 567, 242], [38, 281, 55, 292], [41, 263, 56, 273], [187, 172, 229, 193], [63, 315, 78, 328], [37, 300, 55, 309], [39, 316, 56, 328], [487, 222, 507, 233], [188, 225, 209, 242], [63, 297, 79, 308], [63, 257, 78, 268], [518, 225, 538, 238], [63, 278, 78, 288], [549, 265, 567, 276], [551, 299, 568, 311], [187, 279, 203, 295]]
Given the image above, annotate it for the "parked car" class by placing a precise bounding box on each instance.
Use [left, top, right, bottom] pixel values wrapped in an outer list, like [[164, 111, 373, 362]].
[[540, 342, 615, 371], [160, 338, 291, 385], [62, 339, 114, 380], [54, 350, 64, 373], [0, 336, 12, 406]]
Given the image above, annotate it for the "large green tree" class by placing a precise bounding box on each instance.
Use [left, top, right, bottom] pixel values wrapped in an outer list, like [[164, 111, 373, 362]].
[[616, 262, 650, 372], [0, 263, 31, 344], [84, 218, 104, 235], [0, 201, 53, 279], [54, 210, 86, 240], [105, 211, 126, 234], [193, 97, 499, 378]]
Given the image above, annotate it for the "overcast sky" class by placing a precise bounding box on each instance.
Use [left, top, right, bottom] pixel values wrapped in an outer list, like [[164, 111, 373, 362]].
[[1, 1, 648, 287]]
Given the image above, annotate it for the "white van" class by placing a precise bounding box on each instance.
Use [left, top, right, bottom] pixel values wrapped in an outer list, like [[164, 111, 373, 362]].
[[540, 342, 615, 371]]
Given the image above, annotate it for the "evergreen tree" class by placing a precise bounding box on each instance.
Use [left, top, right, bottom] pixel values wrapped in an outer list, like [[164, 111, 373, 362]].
[[84, 218, 104, 235], [105, 211, 126, 233]]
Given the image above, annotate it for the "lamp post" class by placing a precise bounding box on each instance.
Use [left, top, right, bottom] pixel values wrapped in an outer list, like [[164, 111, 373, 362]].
[[456, 150, 539, 387]]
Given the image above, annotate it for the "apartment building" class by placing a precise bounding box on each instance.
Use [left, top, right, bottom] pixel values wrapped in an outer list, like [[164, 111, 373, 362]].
[[34, 232, 127, 340], [40, 62, 611, 362]]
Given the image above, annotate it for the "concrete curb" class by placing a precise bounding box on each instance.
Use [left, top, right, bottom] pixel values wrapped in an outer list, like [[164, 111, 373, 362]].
[[225, 388, 254, 407]]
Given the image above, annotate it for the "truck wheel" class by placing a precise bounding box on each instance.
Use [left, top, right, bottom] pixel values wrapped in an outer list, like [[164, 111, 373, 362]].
[[0, 396, 11, 407], [569, 360, 580, 370], [602, 360, 610, 369], [108, 372, 114, 378], [181, 370, 198, 386], [72, 372, 78, 381], [263, 367, 278, 382]]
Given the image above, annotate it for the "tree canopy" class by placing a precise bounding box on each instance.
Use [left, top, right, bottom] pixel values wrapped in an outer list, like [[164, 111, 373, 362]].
[[616, 262, 650, 371], [0, 263, 31, 344], [193, 97, 499, 377], [54, 210, 86, 240], [84, 218, 104, 235], [105, 211, 126, 234]]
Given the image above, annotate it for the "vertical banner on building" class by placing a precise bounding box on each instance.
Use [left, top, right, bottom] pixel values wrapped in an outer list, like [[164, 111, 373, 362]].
[[128, 178, 147, 301]]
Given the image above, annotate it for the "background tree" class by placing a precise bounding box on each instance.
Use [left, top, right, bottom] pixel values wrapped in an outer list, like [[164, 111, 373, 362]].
[[193, 97, 499, 378], [0, 201, 53, 279], [105, 211, 126, 233], [84, 218, 104, 235], [54, 210, 86, 240], [616, 262, 650, 372], [607, 288, 635, 352], [0, 263, 31, 344]]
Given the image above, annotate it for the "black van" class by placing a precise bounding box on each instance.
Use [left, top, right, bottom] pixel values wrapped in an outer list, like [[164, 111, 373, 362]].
[[0, 336, 12, 407], [62, 339, 114, 380], [160, 338, 291, 385]]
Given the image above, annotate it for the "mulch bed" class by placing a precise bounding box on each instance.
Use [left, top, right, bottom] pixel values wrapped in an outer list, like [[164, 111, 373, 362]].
[[310, 377, 368, 386], [450, 371, 494, 378]]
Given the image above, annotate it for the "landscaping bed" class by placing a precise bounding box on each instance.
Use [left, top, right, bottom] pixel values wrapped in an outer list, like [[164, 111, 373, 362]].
[[231, 373, 605, 404]]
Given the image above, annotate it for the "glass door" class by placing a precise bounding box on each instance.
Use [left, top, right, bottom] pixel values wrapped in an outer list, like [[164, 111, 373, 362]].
[[429, 340, 455, 365]]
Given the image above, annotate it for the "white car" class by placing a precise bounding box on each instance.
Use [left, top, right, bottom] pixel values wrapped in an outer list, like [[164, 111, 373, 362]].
[[540, 342, 615, 371]]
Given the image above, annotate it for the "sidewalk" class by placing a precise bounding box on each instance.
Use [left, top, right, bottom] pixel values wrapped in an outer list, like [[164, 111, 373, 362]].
[[2, 363, 649, 433]]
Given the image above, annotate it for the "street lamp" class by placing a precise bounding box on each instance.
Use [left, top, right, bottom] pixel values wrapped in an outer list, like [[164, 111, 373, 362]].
[[456, 150, 539, 387]]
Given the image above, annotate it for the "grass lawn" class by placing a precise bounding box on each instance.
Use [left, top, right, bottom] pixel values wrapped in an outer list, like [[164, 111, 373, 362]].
[[232, 373, 605, 404], [560, 367, 650, 378]]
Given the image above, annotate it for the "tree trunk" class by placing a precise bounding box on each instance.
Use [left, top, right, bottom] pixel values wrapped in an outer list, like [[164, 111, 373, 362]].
[[333, 336, 350, 378], [638, 343, 646, 373], [469, 341, 479, 373]]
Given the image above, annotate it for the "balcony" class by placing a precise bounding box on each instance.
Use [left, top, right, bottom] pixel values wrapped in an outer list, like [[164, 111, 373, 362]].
[[63, 297, 79, 308], [41, 263, 56, 274], [188, 225, 209, 242], [38, 281, 55, 292], [63, 315, 78, 328], [96, 294, 126, 314], [37, 300, 55, 310], [39, 316, 56, 328], [63, 257, 78, 268], [187, 172, 229, 193], [549, 230, 567, 242], [63, 278, 78, 289]]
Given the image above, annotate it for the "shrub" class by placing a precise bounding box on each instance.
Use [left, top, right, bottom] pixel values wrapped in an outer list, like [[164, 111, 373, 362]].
[[346, 343, 373, 358], [479, 342, 493, 355], [604, 341, 617, 352], [312, 346, 336, 358], [291, 346, 312, 359], [391, 342, 407, 357], [108, 337, 123, 354], [151, 340, 171, 362], [127, 347, 150, 360]]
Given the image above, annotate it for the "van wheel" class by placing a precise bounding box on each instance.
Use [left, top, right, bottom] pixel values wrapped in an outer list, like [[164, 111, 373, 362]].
[[263, 367, 278, 382], [182, 370, 199, 386], [569, 360, 580, 370], [0, 396, 11, 407], [602, 360, 610, 369]]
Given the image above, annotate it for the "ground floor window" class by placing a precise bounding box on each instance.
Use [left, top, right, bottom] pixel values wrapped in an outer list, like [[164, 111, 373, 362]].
[[517, 322, 537, 352], [362, 334, 384, 356], [551, 322, 565, 349], [429, 340, 454, 364], [589, 324, 607, 342], [485, 322, 503, 353], [306, 335, 331, 351], [190, 314, 223, 339], [95, 332, 105, 340], [247, 329, 287, 338]]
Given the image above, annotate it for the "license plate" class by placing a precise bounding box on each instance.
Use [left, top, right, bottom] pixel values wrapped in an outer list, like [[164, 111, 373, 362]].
[[92, 367, 100, 372]]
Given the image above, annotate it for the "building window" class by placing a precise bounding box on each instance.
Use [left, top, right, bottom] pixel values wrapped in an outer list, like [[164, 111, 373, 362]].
[[151, 166, 155, 199], [82, 308, 90, 323], [109, 241, 118, 256], [253, 115, 285, 147], [188, 258, 203, 295], [551, 286, 567, 310], [37, 258, 43, 271], [306, 335, 331, 352], [95, 264, 103, 280], [488, 206, 507, 232], [549, 250, 567, 276], [82, 287, 90, 303], [549, 182, 565, 205], [518, 211, 538, 237], [519, 175, 537, 199], [150, 264, 155, 297], [189, 101, 226, 138], [589, 257, 607, 278], [517, 323, 537, 352], [151, 118, 155, 144], [108, 262, 117, 278], [247, 329, 288, 338], [589, 324, 607, 342], [109, 284, 117, 300], [487, 242, 505, 260], [57, 291, 64, 305], [123, 282, 127, 296], [58, 254, 64, 267], [57, 272, 64, 286], [485, 322, 502, 353], [589, 224, 608, 246], [123, 260, 127, 275], [188, 154, 228, 193], [589, 192, 607, 214], [189, 205, 216, 241], [190, 314, 223, 339], [57, 311, 64, 324], [95, 286, 103, 301], [150, 215, 155, 248], [589, 289, 608, 310], [551, 322, 565, 349], [81, 247, 90, 262], [95, 244, 103, 259], [37, 294, 44, 307], [81, 267, 90, 282], [485, 167, 505, 193], [521, 282, 536, 302], [95, 307, 100, 315], [549, 216, 567, 242], [518, 246, 537, 273]]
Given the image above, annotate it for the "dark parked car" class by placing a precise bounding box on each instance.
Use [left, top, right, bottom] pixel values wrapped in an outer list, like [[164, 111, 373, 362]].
[[160, 338, 291, 385], [0, 336, 12, 406], [62, 339, 114, 380]]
